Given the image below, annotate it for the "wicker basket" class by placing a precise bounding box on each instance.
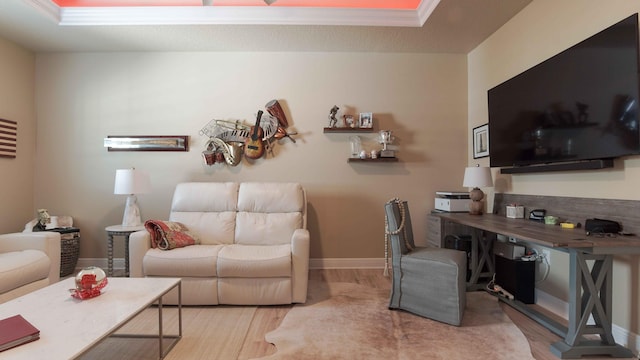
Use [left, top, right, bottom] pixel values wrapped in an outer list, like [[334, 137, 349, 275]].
[[55, 228, 80, 277]]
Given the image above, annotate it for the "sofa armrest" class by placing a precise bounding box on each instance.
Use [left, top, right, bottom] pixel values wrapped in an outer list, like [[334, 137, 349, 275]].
[[129, 229, 151, 277], [0, 232, 61, 283], [291, 228, 310, 303]]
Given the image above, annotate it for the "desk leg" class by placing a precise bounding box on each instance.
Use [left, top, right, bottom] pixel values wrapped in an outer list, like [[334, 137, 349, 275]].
[[107, 233, 114, 277], [467, 228, 495, 290], [550, 251, 633, 358]]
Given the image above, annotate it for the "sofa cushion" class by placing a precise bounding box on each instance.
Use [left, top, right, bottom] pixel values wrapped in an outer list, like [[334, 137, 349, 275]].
[[171, 182, 239, 212], [143, 245, 223, 277], [236, 212, 302, 246], [169, 212, 236, 245], [217, 244, 291, 278], [237, 182, 304, 213], [0, 250, 50, 294], [170, 182, 239, 245]]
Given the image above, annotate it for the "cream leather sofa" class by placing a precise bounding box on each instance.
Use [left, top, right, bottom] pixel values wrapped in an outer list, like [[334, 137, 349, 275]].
[[129, 182, 309, 305], [0, 232, 61, 303]]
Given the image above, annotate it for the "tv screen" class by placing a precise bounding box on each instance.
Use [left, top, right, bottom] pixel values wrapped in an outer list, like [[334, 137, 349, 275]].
[[488, 13, 640, 170]]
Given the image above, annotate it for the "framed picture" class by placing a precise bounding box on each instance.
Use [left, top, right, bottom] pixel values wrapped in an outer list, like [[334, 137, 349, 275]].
[[472, 124, 489, 159], [358, 112, 373, 128], [105, 135, 189, 152]]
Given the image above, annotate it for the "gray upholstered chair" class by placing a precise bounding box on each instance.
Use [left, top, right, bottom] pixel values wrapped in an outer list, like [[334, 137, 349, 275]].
[[384, 199, 467, 326]]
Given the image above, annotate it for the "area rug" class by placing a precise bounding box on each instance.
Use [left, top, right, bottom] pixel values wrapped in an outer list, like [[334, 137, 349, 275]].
[[257, 281, 535, 359]]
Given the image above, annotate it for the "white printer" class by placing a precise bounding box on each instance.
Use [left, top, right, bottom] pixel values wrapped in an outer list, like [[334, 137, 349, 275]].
[[434, 191, 470, 212]]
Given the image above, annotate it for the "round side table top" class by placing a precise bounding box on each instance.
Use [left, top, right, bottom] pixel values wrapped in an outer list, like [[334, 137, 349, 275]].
[[105, 225, 145, 233]]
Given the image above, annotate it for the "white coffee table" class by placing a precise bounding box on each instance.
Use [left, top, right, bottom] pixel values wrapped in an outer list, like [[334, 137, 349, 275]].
[[0, 277, 181, 359]]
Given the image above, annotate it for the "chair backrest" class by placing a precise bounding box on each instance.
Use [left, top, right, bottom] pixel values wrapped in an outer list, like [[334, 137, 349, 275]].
[[385, 199, 415, 256]]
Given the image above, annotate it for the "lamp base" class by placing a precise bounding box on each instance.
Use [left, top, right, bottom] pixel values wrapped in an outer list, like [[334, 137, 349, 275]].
[[468, 187, 485, 215], [122, 195, 142, 227], [468, 200, 484, 215]]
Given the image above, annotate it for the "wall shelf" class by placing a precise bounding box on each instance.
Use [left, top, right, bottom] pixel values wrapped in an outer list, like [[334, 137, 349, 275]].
[[348, 157, 398, 163], [323, 127, 374, 133]]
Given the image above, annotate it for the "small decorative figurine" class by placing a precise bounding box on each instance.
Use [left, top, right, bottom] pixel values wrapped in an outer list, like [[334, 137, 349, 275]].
[[328, 105, 339, 128], [32, 209, 51, 231], [378, 130, 396, 158]]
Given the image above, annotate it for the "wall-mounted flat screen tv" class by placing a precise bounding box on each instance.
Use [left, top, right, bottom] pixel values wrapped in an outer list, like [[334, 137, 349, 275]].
[[488, 13, 640, 172]]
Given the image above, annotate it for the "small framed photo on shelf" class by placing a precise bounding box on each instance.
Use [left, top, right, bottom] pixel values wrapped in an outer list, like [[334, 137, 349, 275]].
[[473, 123, 489, 159], [359, 112, 373, 128]]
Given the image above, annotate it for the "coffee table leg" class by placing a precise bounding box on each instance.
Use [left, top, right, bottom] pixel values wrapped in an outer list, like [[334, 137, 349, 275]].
[[157, 282, 182, 359]]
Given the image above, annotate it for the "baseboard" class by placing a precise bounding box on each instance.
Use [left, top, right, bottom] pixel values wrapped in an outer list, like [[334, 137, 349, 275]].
[[309, 258, 385, 269]]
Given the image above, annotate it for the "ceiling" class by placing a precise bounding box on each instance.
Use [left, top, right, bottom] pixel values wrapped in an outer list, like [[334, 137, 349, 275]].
[[50, 1, 423, 9], [0, 0, 531, 53]]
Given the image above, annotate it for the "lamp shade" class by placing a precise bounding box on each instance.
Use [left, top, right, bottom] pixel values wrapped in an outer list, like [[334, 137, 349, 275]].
[[462, 166, 493, 188], [114, 168, 151, 195]]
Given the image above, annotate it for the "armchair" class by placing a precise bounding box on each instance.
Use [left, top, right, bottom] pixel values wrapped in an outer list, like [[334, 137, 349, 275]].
[[385, 199, 467, 326], [0, 232, 61, 303]]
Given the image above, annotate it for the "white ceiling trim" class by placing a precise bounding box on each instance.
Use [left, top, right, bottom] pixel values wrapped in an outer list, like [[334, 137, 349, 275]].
[[25, 0, 440, 27], [25, 0, 61, 23], [416, 0, 440, 26]]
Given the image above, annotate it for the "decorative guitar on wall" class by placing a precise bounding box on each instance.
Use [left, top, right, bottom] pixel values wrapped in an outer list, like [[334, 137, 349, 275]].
[[244, 110, 265, 159]]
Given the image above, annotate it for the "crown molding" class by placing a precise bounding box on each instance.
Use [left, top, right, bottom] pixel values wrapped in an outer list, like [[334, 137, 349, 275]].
[[25, 0, 61, 22], [26, 0, 440, 27], [416, 0, 440, 26]]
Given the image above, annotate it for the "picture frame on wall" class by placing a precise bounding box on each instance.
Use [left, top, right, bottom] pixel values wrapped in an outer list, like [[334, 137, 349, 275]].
[[359, 113, 373, 128], [473, 123, 489, 159]]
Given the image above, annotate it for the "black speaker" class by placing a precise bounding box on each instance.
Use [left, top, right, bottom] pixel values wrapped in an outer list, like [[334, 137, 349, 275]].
[[444, 234, 472, 281], [494, 255, 535, 304]]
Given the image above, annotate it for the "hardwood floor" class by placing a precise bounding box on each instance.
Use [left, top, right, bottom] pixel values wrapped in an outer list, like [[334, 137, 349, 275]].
[[101, 268, 634, 359], [238, 269, 636, 360]]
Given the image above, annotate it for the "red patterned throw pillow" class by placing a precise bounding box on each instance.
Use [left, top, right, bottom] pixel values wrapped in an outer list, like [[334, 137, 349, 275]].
[[144, 220, 199, 250]]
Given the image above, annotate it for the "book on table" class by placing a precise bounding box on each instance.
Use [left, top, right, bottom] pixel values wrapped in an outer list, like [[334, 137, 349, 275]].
[[0, 314, 40, 352]]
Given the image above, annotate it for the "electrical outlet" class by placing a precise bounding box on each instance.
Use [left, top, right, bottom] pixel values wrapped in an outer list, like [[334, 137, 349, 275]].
[[542, 249, 551, 265]]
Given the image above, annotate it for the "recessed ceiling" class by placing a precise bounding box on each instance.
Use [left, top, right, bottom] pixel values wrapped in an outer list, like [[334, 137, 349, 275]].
[[51, 0, 422, 9], [0, 0, 532, 53], [39, 0, 438, 27]]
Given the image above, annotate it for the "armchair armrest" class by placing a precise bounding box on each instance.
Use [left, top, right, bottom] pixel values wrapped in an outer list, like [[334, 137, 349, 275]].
[[0, 232, 61, 283], [291, 228, 310, 303], [129, 229, 151, 277]]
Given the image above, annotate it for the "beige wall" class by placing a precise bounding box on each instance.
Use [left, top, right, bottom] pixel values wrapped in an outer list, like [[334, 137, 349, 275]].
[[33, 52, 468, 262], [469, 0, 640, 334], [0, 36, 36, 233]]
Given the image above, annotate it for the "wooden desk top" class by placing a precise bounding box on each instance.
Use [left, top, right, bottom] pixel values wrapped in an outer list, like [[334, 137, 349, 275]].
[[435, 213, 640, 254]]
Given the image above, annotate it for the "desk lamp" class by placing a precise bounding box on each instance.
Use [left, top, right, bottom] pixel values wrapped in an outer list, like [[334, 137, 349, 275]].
[[462, 165, 493, 215], [114, 168, 151, 227]]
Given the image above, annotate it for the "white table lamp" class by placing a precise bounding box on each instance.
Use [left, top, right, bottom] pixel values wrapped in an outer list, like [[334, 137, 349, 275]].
[[462, 165, 493, 215], [114, 168, 151, 227]]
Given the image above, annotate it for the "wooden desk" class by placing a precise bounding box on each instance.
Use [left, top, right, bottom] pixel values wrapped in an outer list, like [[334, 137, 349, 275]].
[[435, 213, 640, 359]]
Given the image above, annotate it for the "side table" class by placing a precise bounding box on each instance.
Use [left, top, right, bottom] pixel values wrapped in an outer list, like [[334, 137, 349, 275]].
[[105, 225, 145, 277]]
